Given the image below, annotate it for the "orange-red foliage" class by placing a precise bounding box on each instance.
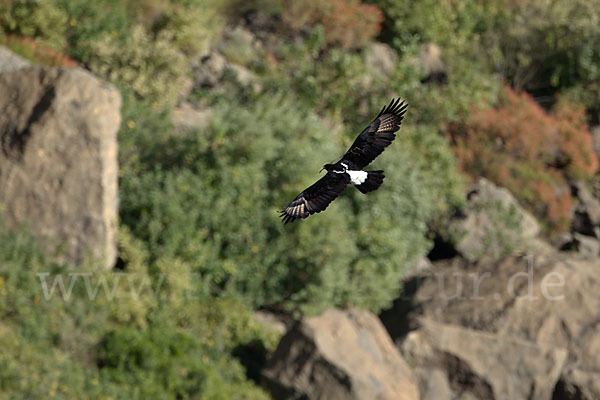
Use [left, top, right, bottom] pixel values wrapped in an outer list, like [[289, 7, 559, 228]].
[[448, 87, 598, 232], [282, 0, 383, 49], [2, 36, 77, 68]]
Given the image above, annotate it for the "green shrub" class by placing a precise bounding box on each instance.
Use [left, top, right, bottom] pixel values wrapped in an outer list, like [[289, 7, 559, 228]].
[[86, 24, 189, 109], [0, 222, 271, 399], [56, 0, 132, 61], [97, 325, 268, 399], [261, 27, 398, 128], [371, 0, 600, 114], [151, 0, 224, 59], [1, 0, 224, 108], [119, 92, 465, 315], [0, 0, 68, 50], [388, 47, 501, 126], [367, 0, 495, 56], [485, 0, 600, 95]]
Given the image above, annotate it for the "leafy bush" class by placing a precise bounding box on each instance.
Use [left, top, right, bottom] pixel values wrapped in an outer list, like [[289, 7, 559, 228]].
[[147, 0, 224, 59], [387, 47, 501, 126], [56, 0, 132, 61], [367, 0, 495, 55], [260, 26, 404, 129], [0, 0, 68, 50], [282, 0, 383, 49], [0, 222, 272, 399], [448, 87, 598, 231], [1, 0, 224, 109], [79, 0, 225, 108], [119, 92, 464, 315], [86, 24, 189, 109], [96, 324, 269, 399], [484, 0, 600, 97], [371, 0, 600, 115]]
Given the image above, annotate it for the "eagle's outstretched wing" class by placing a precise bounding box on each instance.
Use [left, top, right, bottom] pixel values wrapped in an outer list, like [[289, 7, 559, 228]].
[[340, 98, 407, 169], [280, 172, 349, 224]]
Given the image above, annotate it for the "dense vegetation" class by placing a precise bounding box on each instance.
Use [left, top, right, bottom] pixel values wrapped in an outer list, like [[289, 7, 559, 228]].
[[0, 0, 598, 397]]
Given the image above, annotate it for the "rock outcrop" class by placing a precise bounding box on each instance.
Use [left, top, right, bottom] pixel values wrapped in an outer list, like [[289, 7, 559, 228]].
[[403, 319, 567, 400], [448, 178, 540, 261], [419, 43, 448, 84], [365, 42, 398, 81], [263, 308, 419, 400], [0, 46, 31, 72], [381, 252, 600, 399], [0, 46, 121, 269], [172, 102, 212, 133]]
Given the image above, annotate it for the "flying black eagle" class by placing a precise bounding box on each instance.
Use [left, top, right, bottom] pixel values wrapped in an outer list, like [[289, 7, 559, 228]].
[[280, 98, 407, 224]]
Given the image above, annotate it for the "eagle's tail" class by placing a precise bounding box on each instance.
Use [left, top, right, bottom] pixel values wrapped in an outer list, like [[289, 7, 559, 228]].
[[355, 170, 384, 194]]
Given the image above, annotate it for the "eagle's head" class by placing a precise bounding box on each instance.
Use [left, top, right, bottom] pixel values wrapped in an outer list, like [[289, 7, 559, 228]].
[[321, 163, 333, 172], [322, 163, 346, 173]]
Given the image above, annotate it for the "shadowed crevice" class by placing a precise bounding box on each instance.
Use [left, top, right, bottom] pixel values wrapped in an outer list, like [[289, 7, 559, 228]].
[[2, 82, 56, 160]]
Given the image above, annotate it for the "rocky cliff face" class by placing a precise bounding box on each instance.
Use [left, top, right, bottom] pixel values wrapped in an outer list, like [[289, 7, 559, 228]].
[[0, 47, 120, 269], [381, 251, 600, 400]]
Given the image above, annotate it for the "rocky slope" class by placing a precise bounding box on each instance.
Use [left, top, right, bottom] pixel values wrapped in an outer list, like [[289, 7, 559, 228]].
[[381, 252, 600, 399]]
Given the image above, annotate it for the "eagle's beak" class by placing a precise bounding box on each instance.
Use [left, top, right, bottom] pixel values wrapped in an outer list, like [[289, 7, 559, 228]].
[[319, 166, 325, 173]]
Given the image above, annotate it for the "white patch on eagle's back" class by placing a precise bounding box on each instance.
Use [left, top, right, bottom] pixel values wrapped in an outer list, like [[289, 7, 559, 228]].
[[341, 162, 349, 169], [347, 170, 368, 185]]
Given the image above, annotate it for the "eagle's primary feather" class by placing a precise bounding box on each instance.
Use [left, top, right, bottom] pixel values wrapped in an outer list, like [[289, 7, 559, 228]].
[[341, 97, 407, 169], [279, 172, 349, 224], [280, 98, 407, 224]]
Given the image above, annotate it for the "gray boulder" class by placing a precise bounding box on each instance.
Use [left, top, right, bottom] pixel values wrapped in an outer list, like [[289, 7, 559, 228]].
[[263, 308, 419, 400], [448, 178, 539, 261], [382, 251, 600, 399], [0, 47, 121, 269], [193, 52, 227, 88], [0, 46, 30, 73], [365, 42, 398, 79], [193, 50, 261, 92], [402, 319, 567, 400], [219, 26, 261, 66], [172, 102, 212, 133], [570, 232, 600, 258], [419, 43, 448, 84]]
